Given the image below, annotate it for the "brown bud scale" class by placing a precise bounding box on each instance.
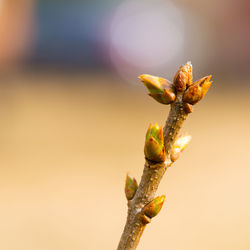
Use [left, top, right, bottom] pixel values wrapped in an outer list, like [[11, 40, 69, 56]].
[[173, 62, 192, 92]]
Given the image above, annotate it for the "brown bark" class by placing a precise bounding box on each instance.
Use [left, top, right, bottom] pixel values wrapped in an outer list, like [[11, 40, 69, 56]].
[[117, 92, 189, 250]]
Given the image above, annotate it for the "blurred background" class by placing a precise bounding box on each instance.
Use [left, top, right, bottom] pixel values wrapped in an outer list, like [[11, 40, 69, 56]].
[[0, 0, 250, 249]]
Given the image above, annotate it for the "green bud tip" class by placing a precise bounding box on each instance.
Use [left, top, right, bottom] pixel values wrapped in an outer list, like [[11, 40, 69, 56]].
[[138, 74, 175, 104], [144, 123, 166, 163], [143, 195, 166, 218], [139, 74, 163, 92], [125, 173, 138, 200]]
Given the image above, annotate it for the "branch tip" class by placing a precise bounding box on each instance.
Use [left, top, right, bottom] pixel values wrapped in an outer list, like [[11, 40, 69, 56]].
[[173, 61, 193, 91]]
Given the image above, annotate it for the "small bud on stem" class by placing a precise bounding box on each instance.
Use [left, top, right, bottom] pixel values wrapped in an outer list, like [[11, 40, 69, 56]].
[[142, 195, 166, 218], [183, 102, 193, 113], [170, 135, 192, 162], [144, 123, 166, 162], [125, 173, 138, 200]]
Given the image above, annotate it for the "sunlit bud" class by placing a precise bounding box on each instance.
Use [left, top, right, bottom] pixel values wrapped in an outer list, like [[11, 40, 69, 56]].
[[125, 173, 138, 200], [183, 102, 193, 114], [183, 75, 212, 105], [170, 135, 191, 162], [173, 61, 192, 92], [144, 123, 166, 163], [139, 74, 176, 104], [143, 195, 166, 218]]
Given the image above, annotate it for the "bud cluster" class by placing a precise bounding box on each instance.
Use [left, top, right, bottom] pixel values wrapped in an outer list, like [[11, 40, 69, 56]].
[[139, 61, 213, 106]]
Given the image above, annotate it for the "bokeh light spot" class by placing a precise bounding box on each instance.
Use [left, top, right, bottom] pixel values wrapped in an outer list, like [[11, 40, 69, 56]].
[[109, 0, 185, 75]]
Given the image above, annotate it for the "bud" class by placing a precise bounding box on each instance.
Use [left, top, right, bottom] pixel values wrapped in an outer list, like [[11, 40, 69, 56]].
[[173, 61, 192, 92], [170, 135, 191, 162], [125, 173, 138, 200], [144, 123, 166, 162], [143, 195, 166, 218], [139, 74, 176, 104], [183, 102, 193, 114], [183, 75, 212, 105]]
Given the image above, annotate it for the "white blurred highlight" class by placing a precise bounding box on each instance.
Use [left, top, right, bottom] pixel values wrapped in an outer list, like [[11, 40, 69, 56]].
[[109, 0, 185, 77]]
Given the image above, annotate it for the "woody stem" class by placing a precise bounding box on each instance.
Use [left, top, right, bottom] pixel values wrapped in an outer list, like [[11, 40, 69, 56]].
[[117, 92, 189, 250]]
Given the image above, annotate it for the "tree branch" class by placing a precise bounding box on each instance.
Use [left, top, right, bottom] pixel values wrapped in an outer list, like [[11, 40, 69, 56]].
[[117, 62, 212, 250], [117, 92, 188, 250]]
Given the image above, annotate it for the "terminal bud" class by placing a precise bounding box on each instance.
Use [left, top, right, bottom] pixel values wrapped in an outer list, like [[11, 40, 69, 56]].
[[173, 61, 192, 92]]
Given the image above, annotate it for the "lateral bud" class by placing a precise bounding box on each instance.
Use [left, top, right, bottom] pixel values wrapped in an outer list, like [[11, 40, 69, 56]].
[[139, 74, 176, 104], [170, 135, 192, 162], [144, 123, 166, 163], [173, 61, 192, 92], [183, 102, 193, 114], [125, 173, 138, 200], [142, 195, 166, 218], [183, 75, 212, 105]]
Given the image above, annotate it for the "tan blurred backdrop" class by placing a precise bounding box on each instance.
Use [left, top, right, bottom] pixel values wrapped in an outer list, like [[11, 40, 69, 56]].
[[0, 0, 250, 250]]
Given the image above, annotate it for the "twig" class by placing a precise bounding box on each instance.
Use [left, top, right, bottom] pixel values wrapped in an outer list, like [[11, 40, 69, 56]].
[[117, 62, 212, 250]]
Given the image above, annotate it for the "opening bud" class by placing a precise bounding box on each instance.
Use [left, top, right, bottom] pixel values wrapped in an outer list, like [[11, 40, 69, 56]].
[[170, 135, 191, 162], [173, 61, 192, 92], [142, 195, 166, 218], [183, 75, 212, 105], [144, 123, 166, 163], [125, 173, 138, 200], [139, 74, 176, 104]]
